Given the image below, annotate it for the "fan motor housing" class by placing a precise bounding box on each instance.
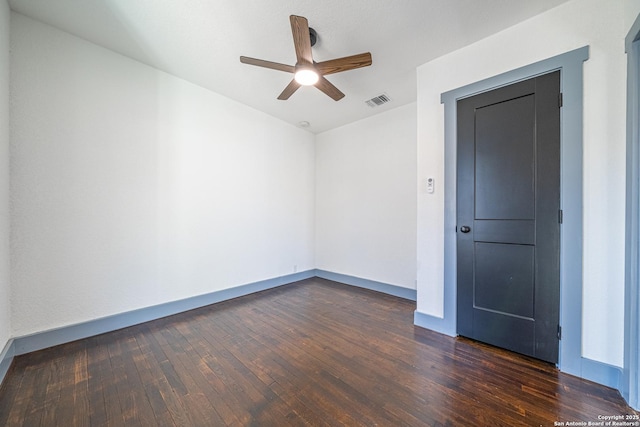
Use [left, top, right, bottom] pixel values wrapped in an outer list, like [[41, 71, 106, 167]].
[[309, 28, 317, 47]]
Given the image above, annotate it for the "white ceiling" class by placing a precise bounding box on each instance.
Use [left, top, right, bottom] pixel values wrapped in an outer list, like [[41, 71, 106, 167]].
[[8, 0, 570, 133]]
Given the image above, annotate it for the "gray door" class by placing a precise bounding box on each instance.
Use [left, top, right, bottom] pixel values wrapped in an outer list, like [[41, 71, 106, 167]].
[[456, 71, 561, 364]]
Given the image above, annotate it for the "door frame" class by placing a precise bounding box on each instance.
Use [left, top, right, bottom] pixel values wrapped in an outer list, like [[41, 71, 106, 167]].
[[624, 12, 640, 410], [436, 47, 589, 378]]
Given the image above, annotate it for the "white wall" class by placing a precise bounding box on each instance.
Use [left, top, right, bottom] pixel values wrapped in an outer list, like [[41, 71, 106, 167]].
[[0, 0, 11, 350], [628, 1, 640, 29], [417, 0, 640, 367], [10, 13, 315, 337], [316, 103, 417, 289]]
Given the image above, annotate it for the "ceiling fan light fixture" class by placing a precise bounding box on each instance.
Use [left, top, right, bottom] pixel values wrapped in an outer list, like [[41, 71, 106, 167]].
[[240, 15, 371, 100], [294, 67, 319, 86]]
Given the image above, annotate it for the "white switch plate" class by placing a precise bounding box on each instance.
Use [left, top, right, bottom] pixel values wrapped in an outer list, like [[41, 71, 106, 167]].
[[426, 177, 435, 194]]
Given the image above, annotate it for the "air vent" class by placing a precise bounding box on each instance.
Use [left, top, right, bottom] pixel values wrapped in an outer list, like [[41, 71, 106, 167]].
[[365, 93, 392, 108]]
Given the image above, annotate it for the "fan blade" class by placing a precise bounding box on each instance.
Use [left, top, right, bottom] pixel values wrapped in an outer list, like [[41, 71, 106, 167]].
[[290, 15, 313, 65], [278, 79, 301, 100], [240, 56, 295, 73], [316, 52, 372, 76], [315, 76, 345, 101]]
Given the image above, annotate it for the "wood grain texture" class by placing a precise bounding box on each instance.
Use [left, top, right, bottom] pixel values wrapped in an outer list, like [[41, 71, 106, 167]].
[[316, 53, 372, 76], [315, 77, 345, 101], [239, 56, 295, 73], [0, 278, 635, 426], [278, 79, 301, 100], [290, 15, 313, 65]]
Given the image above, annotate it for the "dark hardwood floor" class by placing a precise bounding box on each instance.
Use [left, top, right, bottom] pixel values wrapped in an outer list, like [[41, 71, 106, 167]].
[[0, 278, 635, 426]]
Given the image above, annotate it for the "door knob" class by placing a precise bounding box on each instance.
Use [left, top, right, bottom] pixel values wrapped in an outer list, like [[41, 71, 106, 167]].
[[460, 225, 471, 233]]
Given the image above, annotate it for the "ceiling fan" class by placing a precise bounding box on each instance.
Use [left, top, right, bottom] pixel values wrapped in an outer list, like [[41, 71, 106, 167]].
[[240, 15, 372, 101]]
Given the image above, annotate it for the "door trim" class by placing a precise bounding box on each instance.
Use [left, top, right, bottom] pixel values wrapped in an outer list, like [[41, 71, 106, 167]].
[[623, 12, 640, 410], [415, 46, 589, 376]]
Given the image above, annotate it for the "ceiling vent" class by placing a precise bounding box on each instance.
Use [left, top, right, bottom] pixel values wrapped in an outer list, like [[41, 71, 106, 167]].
[[365, 93, 392, 108]]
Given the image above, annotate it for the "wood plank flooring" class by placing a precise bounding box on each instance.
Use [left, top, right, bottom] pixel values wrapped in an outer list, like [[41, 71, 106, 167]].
[[0, 278, 635, 426]]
